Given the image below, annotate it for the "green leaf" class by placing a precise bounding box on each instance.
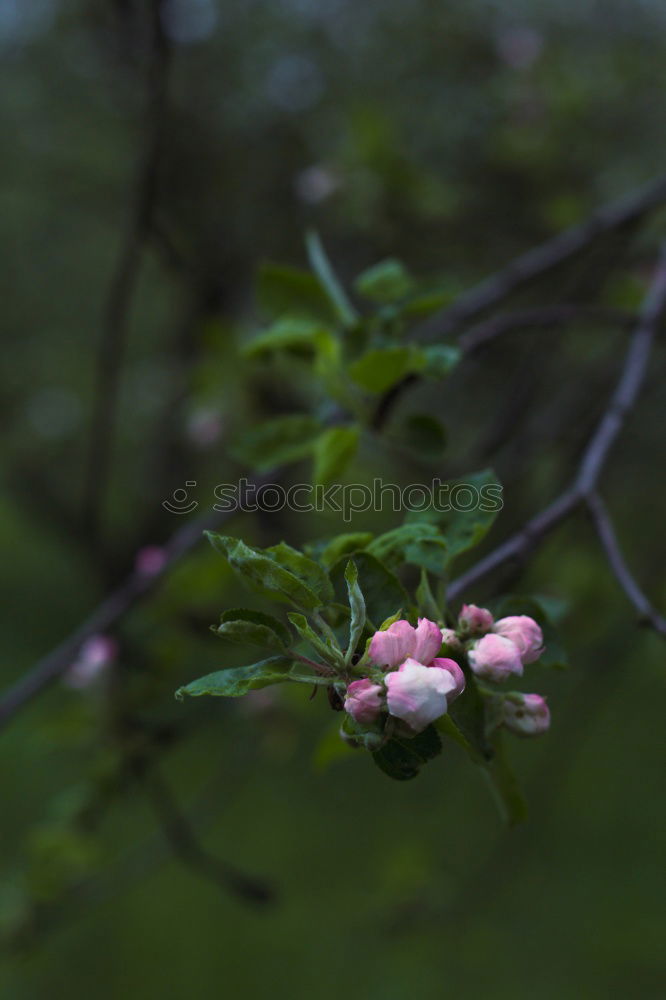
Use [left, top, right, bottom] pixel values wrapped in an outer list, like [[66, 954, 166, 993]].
[[407, 468, 503, 567], [415, 569, 441, 620], [313, 532, 374, 569], [230, 414, 321, 472], [348, 346, 416, 394], [436, 713, 476, 757], [305, 230, 357, 326], [264, 542, 334, 605], [242, 316, 339, 366], [447, 670, 493, 762], [367, 523, 448, 575], [420, 344, 462, 378], [372, 724, 442, 780], [481, 733, 528, 828], [206, 534, 324, 610], [213, 609, 291, 652], [354, 258, 414, 303], [399, 288, 457, 319], [175, 656, 330, 700], [344, 561, 366, 664], [287, 612, 344, 670], [348, 342, 460, 395], [257, 261, 337, 322], [397, 414, 447, 459], [378, 609, 404, 630], [312, 425, 360, 486], [219, 609, 292, 647], [330, 551, 409, 630]]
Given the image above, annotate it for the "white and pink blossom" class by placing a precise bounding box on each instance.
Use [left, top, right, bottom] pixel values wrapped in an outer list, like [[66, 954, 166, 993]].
[[385, 658, 457, 732], [468, 633, 523, 682], [493, 615, 544, 665]]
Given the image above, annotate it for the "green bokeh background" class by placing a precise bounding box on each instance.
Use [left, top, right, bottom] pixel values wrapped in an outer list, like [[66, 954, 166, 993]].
[[1, 1, 665, 997]]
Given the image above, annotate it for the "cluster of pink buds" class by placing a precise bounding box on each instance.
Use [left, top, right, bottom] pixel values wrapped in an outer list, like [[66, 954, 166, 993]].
[[452, 604, 550, 736], [344, 618, 465, 734], [342, 606, 551, 741]]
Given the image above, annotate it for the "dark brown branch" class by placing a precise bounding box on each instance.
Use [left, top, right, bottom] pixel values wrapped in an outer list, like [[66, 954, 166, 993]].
[[585, 493, 666, 636], [82, 0, 171, 545], [458, 304, 635, 355], [447, 245, 666, 630], [447, 489, 580, 601], [416, 173, 666, 343], [0, 478, 268, 733], [136, 762, 275, 904]]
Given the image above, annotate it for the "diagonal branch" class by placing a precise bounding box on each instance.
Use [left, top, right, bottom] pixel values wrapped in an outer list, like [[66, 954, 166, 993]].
[[458, 304, 635, 355], [585, 493, 666, 636], [416, 173, 666, 343], [448, 244, 666, 629], [0, 478, 269, 733], [135, 761, 275, 904]]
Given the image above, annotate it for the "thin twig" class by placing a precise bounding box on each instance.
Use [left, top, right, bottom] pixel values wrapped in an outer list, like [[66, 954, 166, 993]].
[[136, 761, 275, 904], [448, 245, 666, 629], [416, 173, 666, 343], [447, 489, 580, 601], [585, 493, 666, 635], [458, 304, 635, 355], [0, 478, 269, 733], [82, 0, 171, 544]]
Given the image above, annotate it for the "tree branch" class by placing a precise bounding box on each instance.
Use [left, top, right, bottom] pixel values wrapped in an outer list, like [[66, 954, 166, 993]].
[[82, 0, 171, 545], [458, 304, 635, 355], [417, 173, 666, 343], [0, 478, 268, 733], [135, 761, 275, 904], [585, 493, 666, 636], [448, 244, 666, 631]]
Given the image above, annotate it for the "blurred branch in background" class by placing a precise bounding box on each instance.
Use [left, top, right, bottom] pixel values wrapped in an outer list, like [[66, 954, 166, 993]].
[[82, 0, 172, 551], [416, 172, 666, 342], [0, 477, 269, 732], [448, 243, 666, 609], [134, 760, 275, 904]]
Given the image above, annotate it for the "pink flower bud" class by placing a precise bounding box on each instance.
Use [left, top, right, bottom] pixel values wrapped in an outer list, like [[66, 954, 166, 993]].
[[412, 618, 444, 665], [369, 620, 417, 669], [503, 693, 550, 736], [134, 545, 167, 577], [344, 678, 384, 726], [467, 633, 523, 682], [64, 635, 117, 690], [458, 604, 494, 636], [369, 617, 443, 669], [385, 658, 457, 732], [430, 657, 465, 702], [440, 627, 462, 651], [493, 615, 544, 665]]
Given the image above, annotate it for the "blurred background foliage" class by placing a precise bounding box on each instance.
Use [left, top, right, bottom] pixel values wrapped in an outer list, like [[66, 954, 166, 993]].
[[1, 0, 665, 996]]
